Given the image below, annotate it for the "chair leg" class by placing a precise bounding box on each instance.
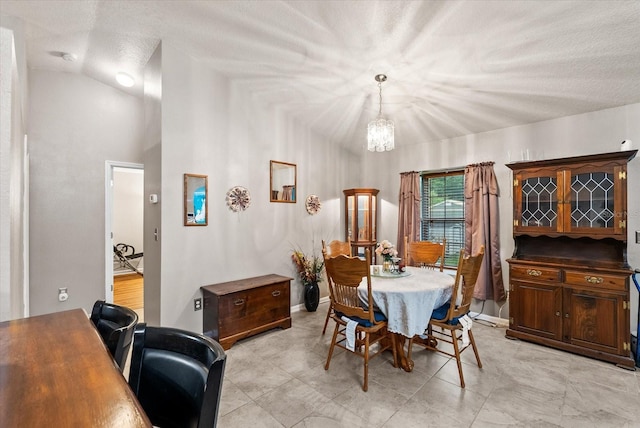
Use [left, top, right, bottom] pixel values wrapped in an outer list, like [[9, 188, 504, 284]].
[[468, 329, 482, 368], [321, 304, 332, 335], [325, 322, 339, 370], [451, 329, 465, 388], [407, 336, 414, 361], [363, 332, 370, 392]]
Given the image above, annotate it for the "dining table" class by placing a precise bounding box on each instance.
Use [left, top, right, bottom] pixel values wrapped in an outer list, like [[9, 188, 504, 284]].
[[358, 266, 455, 372], [0, 308, 152, 427]]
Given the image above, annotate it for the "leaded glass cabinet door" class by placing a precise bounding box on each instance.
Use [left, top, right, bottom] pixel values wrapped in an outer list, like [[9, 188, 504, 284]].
[[563, 162, 626, 236], [513, 167, 564, 234]]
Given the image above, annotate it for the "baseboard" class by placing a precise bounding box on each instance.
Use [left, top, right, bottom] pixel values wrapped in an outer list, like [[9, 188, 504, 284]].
[[291, 296, 329, 313], [469, 311, 509, 328]]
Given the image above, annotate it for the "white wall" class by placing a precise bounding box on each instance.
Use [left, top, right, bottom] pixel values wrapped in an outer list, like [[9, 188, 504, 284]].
[[113, 169, 144, 253], [0, 19, 27, 321], [156, 43, 360, 331], [28, 70, 144, 316], [365, 103, 640, 323]]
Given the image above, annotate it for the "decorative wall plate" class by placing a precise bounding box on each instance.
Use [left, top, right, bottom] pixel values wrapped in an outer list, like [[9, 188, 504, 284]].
[[305, 194, 321, 215], [226, 186, 251, 212]]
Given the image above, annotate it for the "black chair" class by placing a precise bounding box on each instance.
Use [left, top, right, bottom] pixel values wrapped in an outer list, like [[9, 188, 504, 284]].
[[128, 323, 226, 428], [90, 300, 138, 371]]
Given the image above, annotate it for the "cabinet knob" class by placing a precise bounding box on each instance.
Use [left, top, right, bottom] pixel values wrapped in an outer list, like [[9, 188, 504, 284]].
[[234, 299, 245, 306], [271, 290, 281, 297], [526, 269, 542, 277], [584, 276, 603, 284], [565, 313, 569, 318], [555, 311, 561, 317]]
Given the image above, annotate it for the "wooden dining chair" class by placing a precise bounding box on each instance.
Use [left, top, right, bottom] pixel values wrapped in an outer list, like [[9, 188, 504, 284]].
[[323, 248, 397, 392], [409, 246, 485, 388], [404, 236, 446, 271], [320, 239, 352, 335]]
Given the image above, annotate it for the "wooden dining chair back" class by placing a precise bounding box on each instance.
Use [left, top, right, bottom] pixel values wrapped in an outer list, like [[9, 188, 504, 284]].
[[320, 239, 352, 334], [323, 248, 397, 391], [90, 300, 138, 372], [414, 246, 485, 388], [404, 236, 446, 271]]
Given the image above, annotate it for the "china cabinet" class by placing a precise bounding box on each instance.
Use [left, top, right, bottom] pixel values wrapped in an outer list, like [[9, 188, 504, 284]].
[[344, 188, 378, 261], [506, 150, 637, 369]]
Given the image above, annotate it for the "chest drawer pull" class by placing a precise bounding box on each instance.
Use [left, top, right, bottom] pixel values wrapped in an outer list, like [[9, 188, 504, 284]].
[[271, 290, 281, 297], [526, 269, 542, 277], [234, 299, 245, 306], [584, 276, 603, 284]]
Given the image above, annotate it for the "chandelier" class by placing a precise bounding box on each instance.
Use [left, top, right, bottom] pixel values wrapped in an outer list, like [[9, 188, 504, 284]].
[[367, 74, 394, 152]]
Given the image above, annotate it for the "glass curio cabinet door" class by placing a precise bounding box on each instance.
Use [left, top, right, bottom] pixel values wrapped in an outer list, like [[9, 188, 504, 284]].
[[513, 167, 563, 234], [344, 188, 378, 261], [564, 163, 625, 236]]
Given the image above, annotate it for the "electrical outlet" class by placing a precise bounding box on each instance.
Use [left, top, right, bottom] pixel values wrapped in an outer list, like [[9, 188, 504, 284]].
[[194, 297, 202, 311], [58, 287, 69, 302]]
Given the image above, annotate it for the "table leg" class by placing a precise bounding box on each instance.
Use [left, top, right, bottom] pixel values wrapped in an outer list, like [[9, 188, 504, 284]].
[[392, 333, 414, 372]]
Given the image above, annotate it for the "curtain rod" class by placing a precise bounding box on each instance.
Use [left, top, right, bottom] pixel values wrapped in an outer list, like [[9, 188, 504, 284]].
[[403, 161, 494, 176], [411, 165, 466, 175]]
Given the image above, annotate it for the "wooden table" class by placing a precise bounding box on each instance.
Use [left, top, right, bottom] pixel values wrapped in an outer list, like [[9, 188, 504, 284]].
[[359, 267, 454, 372], [0, 309, 151, 427]]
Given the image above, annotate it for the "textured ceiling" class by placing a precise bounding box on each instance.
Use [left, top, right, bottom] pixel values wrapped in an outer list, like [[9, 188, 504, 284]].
[[3, 0, 640, 152]]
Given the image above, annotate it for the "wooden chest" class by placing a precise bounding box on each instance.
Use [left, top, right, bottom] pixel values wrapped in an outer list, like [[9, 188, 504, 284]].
[[201, 274, 292, 349]]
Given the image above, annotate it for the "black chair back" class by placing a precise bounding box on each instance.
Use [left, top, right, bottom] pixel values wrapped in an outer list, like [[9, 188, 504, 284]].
[[90, 300, 138, 371], [128, 323, 226, 428]]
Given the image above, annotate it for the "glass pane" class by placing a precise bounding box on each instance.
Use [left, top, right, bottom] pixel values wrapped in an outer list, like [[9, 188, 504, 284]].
[[570, 171, 614, 228], [357, 195, 370, 241], [371, 195, 377, 240], [421, 173, 464, 267], [347, 195, 354, 241], [520, 176, 557, 227]]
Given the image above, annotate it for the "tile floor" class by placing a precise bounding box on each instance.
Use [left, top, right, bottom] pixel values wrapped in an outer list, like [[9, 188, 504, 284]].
[[218, 301, 640, 427]]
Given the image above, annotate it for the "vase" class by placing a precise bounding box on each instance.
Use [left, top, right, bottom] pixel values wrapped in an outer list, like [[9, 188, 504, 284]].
[[383, 258, 392, 272], [304, 281, 320, 312]]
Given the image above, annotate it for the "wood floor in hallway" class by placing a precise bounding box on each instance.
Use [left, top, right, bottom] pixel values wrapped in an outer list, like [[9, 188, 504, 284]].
[[113, 273, 143, 312]]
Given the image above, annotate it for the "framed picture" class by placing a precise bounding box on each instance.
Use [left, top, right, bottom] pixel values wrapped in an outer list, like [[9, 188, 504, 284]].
[[184, 173, 208, 226]]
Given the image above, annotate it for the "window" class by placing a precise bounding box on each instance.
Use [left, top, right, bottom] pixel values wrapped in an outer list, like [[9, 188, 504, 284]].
[[421, 171, 465, 267]]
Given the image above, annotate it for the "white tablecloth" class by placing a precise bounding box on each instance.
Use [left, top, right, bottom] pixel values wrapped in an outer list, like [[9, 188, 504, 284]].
[[358, 266, 454, 337]]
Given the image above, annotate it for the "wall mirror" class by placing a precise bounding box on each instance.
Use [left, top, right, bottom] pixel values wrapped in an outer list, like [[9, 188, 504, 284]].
[[270, 160, 297, 203], [184, 173, 208, 226]]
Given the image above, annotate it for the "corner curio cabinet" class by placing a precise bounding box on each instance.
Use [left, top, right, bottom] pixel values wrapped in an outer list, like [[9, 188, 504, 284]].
[[506, 150, 637, 369], [344, 188, 378, 261]]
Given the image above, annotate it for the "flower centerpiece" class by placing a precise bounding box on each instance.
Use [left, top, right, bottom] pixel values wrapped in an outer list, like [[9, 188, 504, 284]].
[[375, 240, 398, 271], [291, 249, 324, 312]]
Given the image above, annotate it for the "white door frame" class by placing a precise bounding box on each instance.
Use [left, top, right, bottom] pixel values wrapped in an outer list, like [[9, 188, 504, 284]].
[[105, 161, 144, 303]]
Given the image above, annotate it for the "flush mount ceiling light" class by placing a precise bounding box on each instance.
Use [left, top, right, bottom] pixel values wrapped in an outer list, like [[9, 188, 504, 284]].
[[367, 74, 394, 152], [116, 72, 135, 88]]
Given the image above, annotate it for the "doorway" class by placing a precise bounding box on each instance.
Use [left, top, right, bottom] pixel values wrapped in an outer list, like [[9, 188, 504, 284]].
[[105, 161, 144, 320]]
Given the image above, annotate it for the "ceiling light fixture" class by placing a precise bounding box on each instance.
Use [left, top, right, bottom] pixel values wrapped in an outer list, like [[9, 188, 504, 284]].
[[116, 72, 135, 88], [367, 74, 394, 152]]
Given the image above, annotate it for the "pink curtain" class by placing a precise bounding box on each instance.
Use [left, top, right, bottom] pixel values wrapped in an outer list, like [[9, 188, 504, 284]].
[[397, 172, 420, 261], [464, 162, 506, 302]]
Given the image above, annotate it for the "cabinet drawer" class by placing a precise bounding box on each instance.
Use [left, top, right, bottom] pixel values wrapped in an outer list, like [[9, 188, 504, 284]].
[[510, 265, 561, 283], [218, 282, 289, 337], [564, 270, 626, 291]]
